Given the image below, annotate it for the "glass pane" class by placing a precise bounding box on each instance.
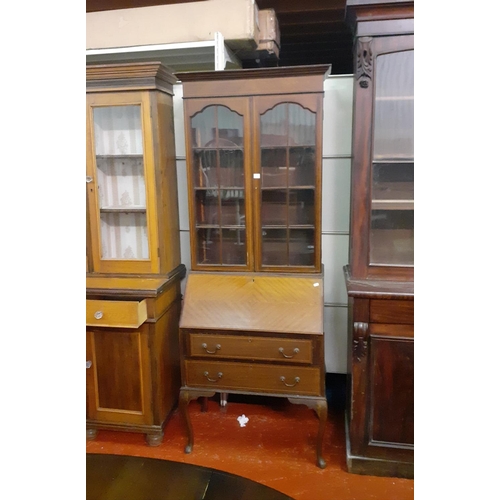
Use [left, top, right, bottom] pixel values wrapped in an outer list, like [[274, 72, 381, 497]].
[[195, 190, 220, 226], [261, 229, 287, 266], [261, 190, 287, 226], [191, 106, 216, 148], [219, 149, 244, 188], [289, 189, 315, 225], [289, 229, 315, 266], [96, 156, 146, 210], [196, 228, 220, 265], [217, 106, 244, 146], [372, 162, 414, 209], [193, 150, 218, 188], [261, 148, 287, 188], [373, 50, 414, 160], [221, 229, 246, 265], [220, 189, 246, 226], [260, 103, 315, 146], [370, 210, 414, 266], [289, 147, 316, 186], [288, 104, 315, 146], [370, 49, 414, 267], [100, 212, 149, 260], [93, 105, 148, 261]]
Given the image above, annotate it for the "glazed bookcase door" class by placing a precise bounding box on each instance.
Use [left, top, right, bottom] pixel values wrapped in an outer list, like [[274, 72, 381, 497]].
[[351, 35, 414, 280], [254, 94, 323, 273], [86, 92, 159, 274], [185, 98, 254, 271], [370, 39, 414, 269]]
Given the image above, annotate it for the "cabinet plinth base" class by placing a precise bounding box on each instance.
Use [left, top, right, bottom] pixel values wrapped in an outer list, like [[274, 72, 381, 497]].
[[345, 413, 413, 479], [86, 420, 171, 447]]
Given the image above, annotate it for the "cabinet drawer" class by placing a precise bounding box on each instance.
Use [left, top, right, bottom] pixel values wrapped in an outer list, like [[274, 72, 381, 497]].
[[370, 299, 413, 324], [187, 332, 313, 364], [86, 299, 148, 328], [184, 360, 322, 397]]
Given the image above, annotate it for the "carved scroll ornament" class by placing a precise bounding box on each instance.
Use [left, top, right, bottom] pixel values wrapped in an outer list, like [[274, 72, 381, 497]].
[[353, 322, 369, 362], [356, 37, 373, 88]]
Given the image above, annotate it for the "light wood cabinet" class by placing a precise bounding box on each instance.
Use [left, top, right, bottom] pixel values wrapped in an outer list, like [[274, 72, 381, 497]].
[[86, 62, 186, 445], [176, 66, 331, 468], [344, 1, 414, 478]]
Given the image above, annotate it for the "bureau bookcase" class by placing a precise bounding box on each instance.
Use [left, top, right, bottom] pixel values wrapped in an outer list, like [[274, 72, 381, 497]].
[[176, 65, 331, 467]]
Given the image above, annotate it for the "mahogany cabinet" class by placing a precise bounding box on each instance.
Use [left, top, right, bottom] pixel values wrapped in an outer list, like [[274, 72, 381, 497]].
[[175, 66, 331, 467], [86, 62, 186, 445], [343, 1, 414, 478]]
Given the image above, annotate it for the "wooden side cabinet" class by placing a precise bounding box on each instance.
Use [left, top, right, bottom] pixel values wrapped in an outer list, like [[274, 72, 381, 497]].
[[86, 62, 186, 445], [344, 1, 414, 478]]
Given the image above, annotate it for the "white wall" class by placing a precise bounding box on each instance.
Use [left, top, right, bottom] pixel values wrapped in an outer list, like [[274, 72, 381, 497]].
[[172, 75, 354, 374]]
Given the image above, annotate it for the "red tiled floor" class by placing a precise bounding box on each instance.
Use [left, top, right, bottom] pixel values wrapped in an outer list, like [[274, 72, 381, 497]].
[[86, 397, 414, 500]]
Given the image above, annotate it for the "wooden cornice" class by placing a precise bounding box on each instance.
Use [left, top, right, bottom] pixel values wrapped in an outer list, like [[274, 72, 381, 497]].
[[176, 64, 331, 83], [86, 61, 178, 94]]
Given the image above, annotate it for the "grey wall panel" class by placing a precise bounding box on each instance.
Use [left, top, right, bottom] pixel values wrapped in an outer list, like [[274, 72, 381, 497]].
[[180, 230, 191, 296], [321, 157, 351, 234], [173, 83, 186, 158], [321, 234, 349, 306], [322, 76, 354, 158], [323, 305, 348, 373]]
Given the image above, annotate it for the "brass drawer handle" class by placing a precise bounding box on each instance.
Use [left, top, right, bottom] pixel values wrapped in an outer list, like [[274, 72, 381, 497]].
[[279, 347, 300, 359], [94, 311, 103, 320], [201, 343, 221, 354], [203, 371, 223, 382], [280, 376, 300, 387]]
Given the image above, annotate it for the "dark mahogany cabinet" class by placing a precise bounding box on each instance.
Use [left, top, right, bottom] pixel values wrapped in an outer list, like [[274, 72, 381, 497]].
[[343, 0, 414, 478]]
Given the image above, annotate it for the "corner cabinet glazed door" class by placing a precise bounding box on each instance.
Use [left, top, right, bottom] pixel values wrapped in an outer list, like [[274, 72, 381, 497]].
[[86, 92, 160, 274], [185, 98, 254, 271], [352, 35, 414, 280], [254, 95, 322, 273]]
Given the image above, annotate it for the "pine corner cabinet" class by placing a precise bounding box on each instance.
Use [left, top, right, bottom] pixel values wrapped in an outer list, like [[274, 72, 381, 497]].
[[86, 62, 186, 446], [344, 1, 414, 478], [175, 66, 331, 468]]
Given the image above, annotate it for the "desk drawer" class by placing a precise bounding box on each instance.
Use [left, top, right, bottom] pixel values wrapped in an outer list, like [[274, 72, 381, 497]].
[[187, 332, 313, 364], [86, 299, 148, 328], [184, 360, 321, 396]]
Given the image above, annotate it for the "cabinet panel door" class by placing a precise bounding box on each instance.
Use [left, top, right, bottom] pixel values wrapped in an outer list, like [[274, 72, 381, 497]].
[[253, 94, 323, 272], [184, 98, 254, 271], [86, 91, 159, 275], [86, 326, 152, 425], [350, 321, 414, 462], [369, 330, 414, 448]]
